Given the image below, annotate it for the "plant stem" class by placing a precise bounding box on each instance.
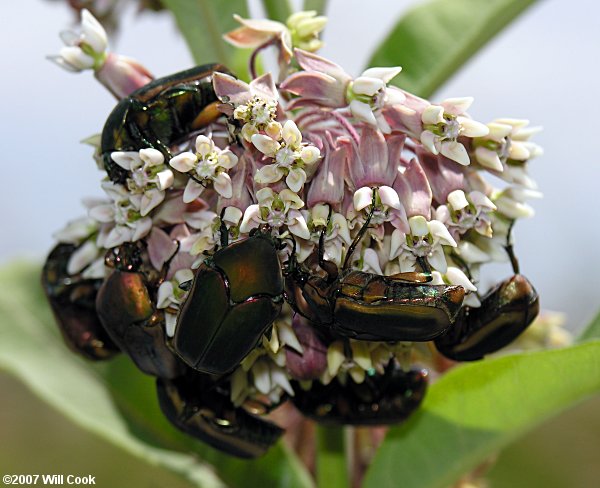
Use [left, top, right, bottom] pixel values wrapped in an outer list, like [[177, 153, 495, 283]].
[[262, 0, 293, 22]]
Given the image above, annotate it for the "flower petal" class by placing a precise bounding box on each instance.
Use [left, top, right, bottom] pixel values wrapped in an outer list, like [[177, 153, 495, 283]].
[[349, 100, 377, 126], [140, 188, 165, 216], [251, 134, 280, 156], [182, 179, 204, 203], [239, 204, 261, 233], [440, 141, 470, 166], [475, 146, 503, 171], [458, 116, 489, 138], [360, 66, 402, 84], [170, 152, 197, 173], [139, 148, 164, 166], [111, 151, 140, 171], [353, 187, 373, 211], [213, 172, 233, 198], [441, 97, 473, 115], [286, 168, 307, 193], [378, 186, 401, 210]]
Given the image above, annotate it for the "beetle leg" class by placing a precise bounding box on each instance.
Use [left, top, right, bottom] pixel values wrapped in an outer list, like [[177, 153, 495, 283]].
[[505, 220, 521, 274], [317, 205, 339, 283], [343, 192, 377, 270], [219, 207, 229, 248], [157, 370, 284, 458]]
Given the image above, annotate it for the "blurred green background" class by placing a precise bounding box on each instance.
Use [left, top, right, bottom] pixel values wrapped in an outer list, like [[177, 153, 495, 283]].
[[2, 370, 598, 487]]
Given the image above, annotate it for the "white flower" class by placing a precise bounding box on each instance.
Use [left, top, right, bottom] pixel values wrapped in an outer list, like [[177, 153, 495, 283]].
[[88, 181, 152, 249], [239, 188, 310, 239], [48, 9, 108, 72], [252, 120, 320, 192], [322, 339, 393, 385], [435, 189, 497, 239], [299, 204, 352, 265], [156, 268, 194, 337], [111, 148, 174, 216], [349, 186, 408, 244], [390, 215, 457, 273], [169, 135, 238, 202], [53, 216, 98, 244], [223, 11, 326, 71], [347, 66, 404, 132], [420, 97, 489, 165]]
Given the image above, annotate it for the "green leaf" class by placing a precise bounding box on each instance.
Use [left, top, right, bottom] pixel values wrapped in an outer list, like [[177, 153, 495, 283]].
[[0, 262, 314, 488], [303, 0, 328, 15], [578, 308, 600, 342], [316, 426, 347, 488], [262, 0, 293, 22], [363, 342, 600, 488], [368, 0, 539, 97], [161, 0, 250, 78]]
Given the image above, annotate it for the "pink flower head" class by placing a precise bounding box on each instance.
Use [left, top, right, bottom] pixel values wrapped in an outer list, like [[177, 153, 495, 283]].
[[393, 157, 433, 219], [347, 127, 403, 189], [307, 140, 348, 208]]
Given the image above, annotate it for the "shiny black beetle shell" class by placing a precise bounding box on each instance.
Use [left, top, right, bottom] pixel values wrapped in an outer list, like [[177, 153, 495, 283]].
[[157, 371, 283, 459], [172, 232, 284, 375], [41, 243, 119, 360], [291, 363, 428, 425], [435, 274, 540, 361]]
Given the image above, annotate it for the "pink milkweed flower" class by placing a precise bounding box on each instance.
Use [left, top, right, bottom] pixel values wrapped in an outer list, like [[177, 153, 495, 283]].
[[417, 149, 467, 206], [390, 215, 457, 273], [420, 97, 489, 166], [306, 141, 348, 208], [348, 126, 402, 189], [393, 157, 433, 220], [281, 50, 403, 132], [213, 72, 280, 141]]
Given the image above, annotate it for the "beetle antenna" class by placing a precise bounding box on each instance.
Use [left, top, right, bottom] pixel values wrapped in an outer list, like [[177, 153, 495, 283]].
[[189, 174, 207, 187], [505, 220, 520, 274], [219, 208, 229, 248], [343, 193, 377, 270], [449, 252, 474, 281], [318, 205, 339, 282], [285, 235, 298, 274], [416, 257, 433, 277]]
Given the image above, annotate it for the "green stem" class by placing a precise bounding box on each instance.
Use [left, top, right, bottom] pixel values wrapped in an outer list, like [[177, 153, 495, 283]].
[[316, 425, 348, 488], [262, 0, 293, 22], [304, 0, 328, 15]]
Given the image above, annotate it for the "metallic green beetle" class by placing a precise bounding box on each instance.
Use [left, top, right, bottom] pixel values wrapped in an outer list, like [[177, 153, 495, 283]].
[[172, 226, 284, 375], [95, 243, 185, 378], [101, 63, 228, 183]]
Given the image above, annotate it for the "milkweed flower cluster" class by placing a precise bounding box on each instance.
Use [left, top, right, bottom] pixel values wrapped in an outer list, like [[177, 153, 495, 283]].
[[50, 10, 542, 412]]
